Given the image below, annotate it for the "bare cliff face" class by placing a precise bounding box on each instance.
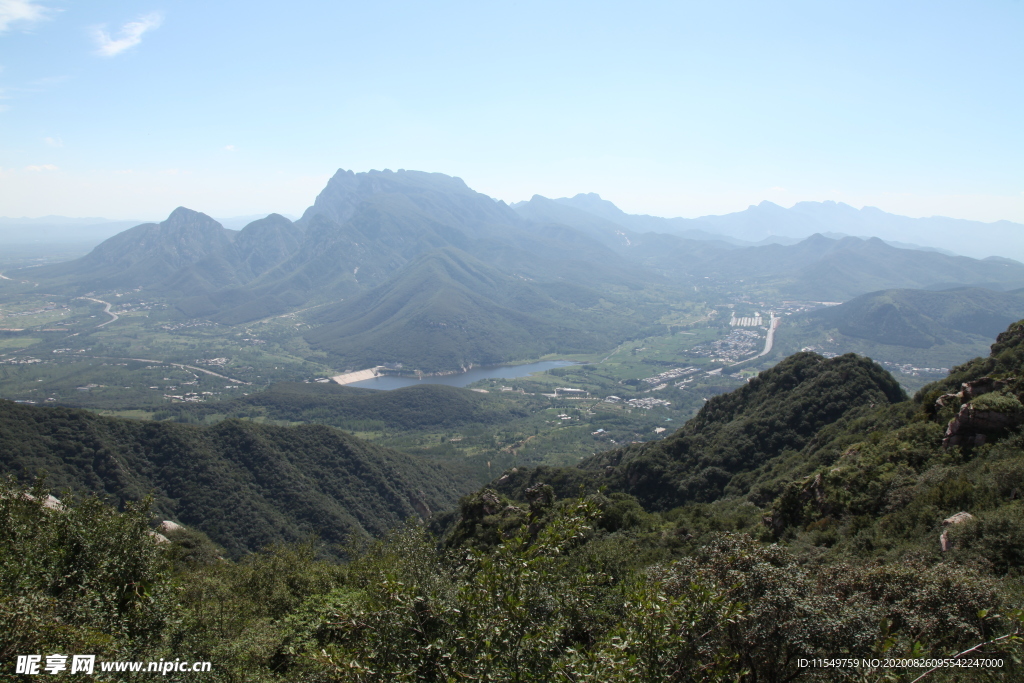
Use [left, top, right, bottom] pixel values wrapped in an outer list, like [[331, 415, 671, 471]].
[[939, 377, 1023, 448], [920, 321, 1024, 448]]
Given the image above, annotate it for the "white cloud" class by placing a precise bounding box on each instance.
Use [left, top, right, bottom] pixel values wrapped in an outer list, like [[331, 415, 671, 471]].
[[43, 135, 62, 147], [0, 0, 52, 33], [25, 164, 57, 171], [93, 12, 162, 57], [224, 145, 236, 151]]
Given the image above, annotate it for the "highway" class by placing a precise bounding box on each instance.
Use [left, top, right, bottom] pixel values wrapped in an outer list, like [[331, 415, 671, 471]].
[[755, 312, 779, 358]]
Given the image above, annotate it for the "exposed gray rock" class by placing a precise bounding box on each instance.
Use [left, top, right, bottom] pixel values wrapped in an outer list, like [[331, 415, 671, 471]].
[[157, 520, 184, 534], [148, 530, 170, 544], [943, 395, 1023, 448], [940, 511, 976, 552]]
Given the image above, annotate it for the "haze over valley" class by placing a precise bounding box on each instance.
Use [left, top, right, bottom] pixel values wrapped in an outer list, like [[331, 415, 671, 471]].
[[3, 167, 1024, 508], [4, 168, 1024, 397]]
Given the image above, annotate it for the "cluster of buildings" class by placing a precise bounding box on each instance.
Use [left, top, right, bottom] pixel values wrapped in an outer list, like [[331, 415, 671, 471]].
[[160, 320, 216, 331], [799, 346, 838, 359], [775, 300, 836, 315], [112, 299, 163, 313], [625, 397, 672, 410], [729, 312, 763, 327], [880, 360, 949, 376], [640, 366, 699, 390], [691, 328, 764, 362], [163, 391, 216, 403]]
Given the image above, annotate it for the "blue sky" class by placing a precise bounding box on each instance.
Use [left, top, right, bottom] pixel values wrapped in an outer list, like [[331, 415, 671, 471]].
[[1, 0, 1022, 222]]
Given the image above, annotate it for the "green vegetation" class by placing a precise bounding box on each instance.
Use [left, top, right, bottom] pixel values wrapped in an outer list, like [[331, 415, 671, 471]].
[[306, 248, 658, 373], [5, 318, 1024, 680], [776, 288, 1024, 381], [0, 401, 474, 557], [3, 477, 1023, 681], [495, 352, 905, 508], [8, 171, 1024, 680]]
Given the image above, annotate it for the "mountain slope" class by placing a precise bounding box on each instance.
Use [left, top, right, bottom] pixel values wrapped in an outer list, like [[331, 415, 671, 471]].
[[22, 208, 241, 294], [306, 247, 638, 372], [772, 287, 1024, 370], [519, 196, 1024, 298], [249, 168, 571, 300], [587, 352, 905, 508], [0, 400, 475, 556], [495, 352, 906, 510], [809, 287, 1024, 347], [684, 234, 1024, 299], [232, 170, 638, 316]]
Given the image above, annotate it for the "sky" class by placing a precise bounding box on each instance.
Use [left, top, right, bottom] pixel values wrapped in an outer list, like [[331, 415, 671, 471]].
[[0, 0, 1022, 223]]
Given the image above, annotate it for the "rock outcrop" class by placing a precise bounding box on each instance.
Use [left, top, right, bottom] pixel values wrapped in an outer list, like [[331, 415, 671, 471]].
[[939, 511, 975, 552], [157, 520, 184, 534], [940, 377, 1022, 448], [944, 402, 1023, 447]]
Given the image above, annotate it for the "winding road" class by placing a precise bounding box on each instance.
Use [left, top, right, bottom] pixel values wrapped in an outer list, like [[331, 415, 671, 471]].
[[77, 297, 118, 327]]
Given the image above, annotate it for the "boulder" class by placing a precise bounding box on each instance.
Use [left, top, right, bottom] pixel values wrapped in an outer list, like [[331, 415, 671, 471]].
[[148, 530, 170, 544], [939, 511, 975, 552]]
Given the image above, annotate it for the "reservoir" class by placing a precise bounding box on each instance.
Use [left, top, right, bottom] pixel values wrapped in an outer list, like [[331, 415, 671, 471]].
[[347, 360, 576, 390]]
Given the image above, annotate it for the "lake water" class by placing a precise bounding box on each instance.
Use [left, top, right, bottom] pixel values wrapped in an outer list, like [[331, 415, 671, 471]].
[[347, 360, 576, 390]]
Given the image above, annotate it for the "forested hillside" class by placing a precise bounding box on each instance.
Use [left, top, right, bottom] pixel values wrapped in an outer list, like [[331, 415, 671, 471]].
[[201, 380, 532, 431], [494, 352, 906, 507], [0, 402, 475, 556], [775, 287, 1024, 371], [306, 248, 643, 371]]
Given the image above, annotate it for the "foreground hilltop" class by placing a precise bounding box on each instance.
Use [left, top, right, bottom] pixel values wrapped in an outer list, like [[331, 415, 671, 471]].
[[486, 318, 1024, 569], [490, 350, 907, 507]]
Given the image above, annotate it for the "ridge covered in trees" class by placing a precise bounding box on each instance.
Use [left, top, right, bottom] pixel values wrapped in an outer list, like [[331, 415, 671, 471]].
[[0, 402, 475, 556]]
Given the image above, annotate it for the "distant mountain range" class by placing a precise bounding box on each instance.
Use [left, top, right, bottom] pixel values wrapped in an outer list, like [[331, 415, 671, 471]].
[[525, 194, 1024, 262], [0, 213, 297, 246], [512, 193, 1024, 299], [11, 169, 1024, 372]]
